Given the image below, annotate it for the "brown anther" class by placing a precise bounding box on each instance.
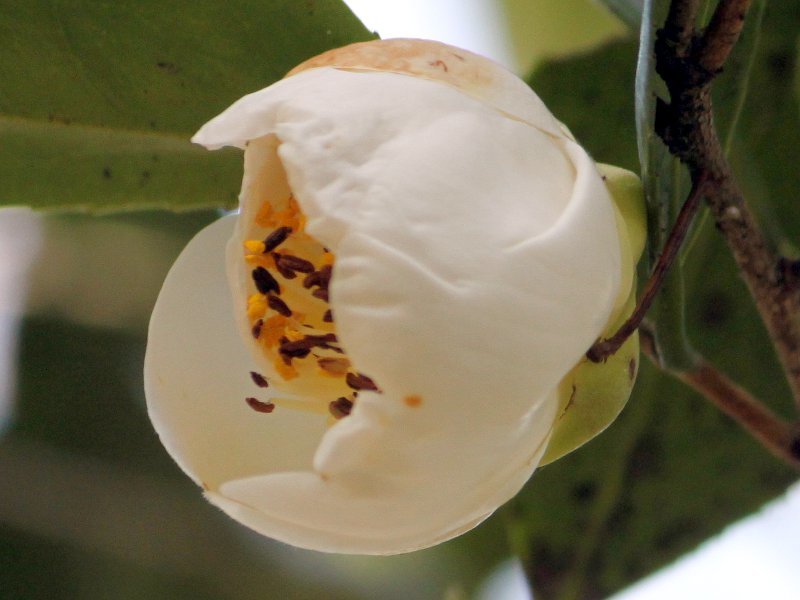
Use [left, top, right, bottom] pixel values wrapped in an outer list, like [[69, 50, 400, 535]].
[[278, 339, 313, 359], [346, 372, 379, 392], [252, 267, 280, 295], [312, 288, 329, 302], [245, 397, 275, 413], [272, 255, 297, 280], [303, 271, 321, 289], [317, 357, 350, 376], [307, 333, 338, 344], [317, 265, 332, 287], [250, 371, 270, 388], [275, 253, 315, 274], [323, 309, 333, 323], [267, 294, 292, 317], [251, 318, 264, 339], [263, 226, 293, 252], [329, 397, 353, 419], [304, 265, 332, 290]]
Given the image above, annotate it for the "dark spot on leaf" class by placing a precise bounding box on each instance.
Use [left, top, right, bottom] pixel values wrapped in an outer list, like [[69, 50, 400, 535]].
[[627, 435, 664, 479], [102, 167, 112, 179], [156, 61, 180, 74], [700, 290, 731, 328], [571, 480, 598, 504], [767, 51, 791, 78], [606, 498, 634, 533]]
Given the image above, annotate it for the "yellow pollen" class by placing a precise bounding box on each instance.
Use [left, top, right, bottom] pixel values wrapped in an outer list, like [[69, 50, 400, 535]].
[[284, 327, 305, 342], [244, 240, 266, 254], [260, 315, 290, 348], [320, 252, 335, 266], [247, 294, 267, 320], [245, 254, 276, 269], [404, 395, 423, 408]]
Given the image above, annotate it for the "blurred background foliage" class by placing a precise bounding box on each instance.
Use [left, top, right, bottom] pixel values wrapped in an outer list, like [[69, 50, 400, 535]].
[[0, 0, 799, 599]]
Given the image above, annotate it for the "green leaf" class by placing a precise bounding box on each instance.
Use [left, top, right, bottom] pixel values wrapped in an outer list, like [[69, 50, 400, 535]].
[[0, 117, 242, 212], [0, 0, 375, 212]]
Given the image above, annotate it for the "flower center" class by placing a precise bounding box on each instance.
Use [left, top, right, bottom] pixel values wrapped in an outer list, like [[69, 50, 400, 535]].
[[242, 195, 379, 419]]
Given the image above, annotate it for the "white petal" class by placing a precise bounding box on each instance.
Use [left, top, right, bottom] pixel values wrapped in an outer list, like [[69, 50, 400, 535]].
[[192, 66, 563, 152], [285, 39, 567, 139], [205, 387, 555, 554], [144, 216, 327, 489]]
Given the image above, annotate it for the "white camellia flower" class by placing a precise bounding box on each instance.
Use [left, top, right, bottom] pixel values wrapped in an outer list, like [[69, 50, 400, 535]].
[[145, 39, 641, 555]]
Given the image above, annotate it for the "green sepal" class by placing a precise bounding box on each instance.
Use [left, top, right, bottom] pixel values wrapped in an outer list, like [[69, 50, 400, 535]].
[[540, 291, 639, 465], [539, 165, 645, 464]]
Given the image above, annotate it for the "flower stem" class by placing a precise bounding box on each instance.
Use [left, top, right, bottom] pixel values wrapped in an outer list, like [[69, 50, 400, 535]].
[[587, 171, 709, 364]]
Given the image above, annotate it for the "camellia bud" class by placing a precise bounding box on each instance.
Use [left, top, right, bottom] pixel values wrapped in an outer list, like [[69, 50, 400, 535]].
[[144, 39, 640, 554]]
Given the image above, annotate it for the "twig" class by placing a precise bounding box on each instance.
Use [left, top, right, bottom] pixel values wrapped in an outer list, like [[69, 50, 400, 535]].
[[663, 0, 702, 53], [640, 325, 800, 469], [696, 0, 754, 74], [587, 172, 710, 363]]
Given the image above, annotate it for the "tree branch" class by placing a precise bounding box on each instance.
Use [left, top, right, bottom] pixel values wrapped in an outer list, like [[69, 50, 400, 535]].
[[663, 0, 702, 54], [640, 326, 800, 469], [654, 0, 800, 409], [696, 0, 754, 74]]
